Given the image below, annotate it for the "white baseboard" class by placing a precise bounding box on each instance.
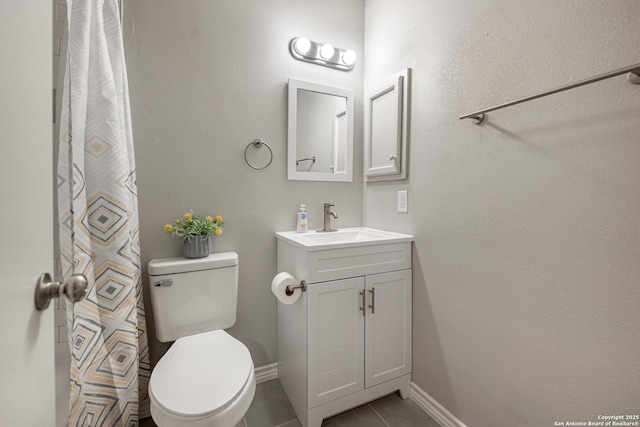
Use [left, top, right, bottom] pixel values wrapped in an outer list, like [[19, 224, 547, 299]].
[[409, 382, 467, 427], [255, 362, 279, 384]]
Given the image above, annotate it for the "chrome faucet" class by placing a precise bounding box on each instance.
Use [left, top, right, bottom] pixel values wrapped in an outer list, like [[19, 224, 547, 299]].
[[318, 203, 338, 232]]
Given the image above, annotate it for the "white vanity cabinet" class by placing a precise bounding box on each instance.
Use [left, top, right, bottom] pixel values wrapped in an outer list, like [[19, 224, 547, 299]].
[[308, 270, 412, 408], [276, 230, 413, 427]]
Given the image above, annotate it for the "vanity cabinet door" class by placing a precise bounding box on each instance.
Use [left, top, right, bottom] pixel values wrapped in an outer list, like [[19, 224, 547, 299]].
[[365, 269, 412, 388], [307, 277, 365, 408]]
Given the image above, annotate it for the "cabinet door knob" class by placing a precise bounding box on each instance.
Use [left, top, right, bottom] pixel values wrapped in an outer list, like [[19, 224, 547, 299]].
[[359, 290, 365, 316]]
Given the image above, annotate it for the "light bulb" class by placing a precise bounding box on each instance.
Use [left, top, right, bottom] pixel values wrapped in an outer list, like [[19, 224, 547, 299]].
[[342, 49, 356, 66], [294, 37, 311, 55], [319, 43, 335, 60]]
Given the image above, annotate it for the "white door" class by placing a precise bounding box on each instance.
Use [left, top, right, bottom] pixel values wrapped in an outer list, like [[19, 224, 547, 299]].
[[0, 1, 55, 425], [307, 277, 365, 408], [365, 269, 412, 388]]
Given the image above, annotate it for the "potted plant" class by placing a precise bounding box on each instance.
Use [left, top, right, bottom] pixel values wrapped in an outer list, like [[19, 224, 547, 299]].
[[164, 211, 224, 258]]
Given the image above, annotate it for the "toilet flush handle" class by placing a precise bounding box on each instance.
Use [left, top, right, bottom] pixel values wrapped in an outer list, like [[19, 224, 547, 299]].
[[153, 279, 173, 287]]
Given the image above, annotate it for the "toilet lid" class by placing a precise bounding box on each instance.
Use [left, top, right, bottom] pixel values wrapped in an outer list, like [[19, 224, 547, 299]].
[[149, 330, 253, 419]]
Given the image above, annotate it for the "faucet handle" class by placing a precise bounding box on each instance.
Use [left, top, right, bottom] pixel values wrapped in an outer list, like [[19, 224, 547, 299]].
[[324, 202, 334, 208]]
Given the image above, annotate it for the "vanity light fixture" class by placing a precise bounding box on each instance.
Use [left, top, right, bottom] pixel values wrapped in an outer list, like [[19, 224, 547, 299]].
[[289, 37, 356, 71]]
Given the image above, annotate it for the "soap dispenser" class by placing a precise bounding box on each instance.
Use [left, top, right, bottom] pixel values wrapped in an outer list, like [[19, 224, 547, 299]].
[[296, 204, 308, 233]]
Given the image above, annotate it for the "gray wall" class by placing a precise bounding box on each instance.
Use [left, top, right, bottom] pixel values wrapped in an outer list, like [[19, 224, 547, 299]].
[[363, 0, 640, 425], [124, 0, 365, 367]]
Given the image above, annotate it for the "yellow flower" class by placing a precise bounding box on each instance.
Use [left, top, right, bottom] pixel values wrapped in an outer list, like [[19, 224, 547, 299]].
[[214, 228, 223, 236], [215, 215, 223, 223], [164, 224, 173, 233], [206, 216, 213, 222], [183, 212, 192, 221]]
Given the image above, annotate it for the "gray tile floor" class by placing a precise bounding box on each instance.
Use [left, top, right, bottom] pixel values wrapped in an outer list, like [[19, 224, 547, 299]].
[[140, 379, 439, 427]]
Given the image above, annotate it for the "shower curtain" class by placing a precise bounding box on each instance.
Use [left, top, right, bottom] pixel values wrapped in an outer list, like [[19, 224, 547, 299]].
[[57, 0, 150, 425]]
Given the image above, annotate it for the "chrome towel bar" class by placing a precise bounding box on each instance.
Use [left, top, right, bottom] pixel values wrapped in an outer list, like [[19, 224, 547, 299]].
[[296, 156, 316, 166], [460, 63, 640, 124]]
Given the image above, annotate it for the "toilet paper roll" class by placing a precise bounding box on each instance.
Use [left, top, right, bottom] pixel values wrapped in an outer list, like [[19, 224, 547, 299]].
[[271, 272, 302, 305]]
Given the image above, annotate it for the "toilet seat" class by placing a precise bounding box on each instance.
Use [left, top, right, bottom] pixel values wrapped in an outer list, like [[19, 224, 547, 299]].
[[149, 330, 255, 426]]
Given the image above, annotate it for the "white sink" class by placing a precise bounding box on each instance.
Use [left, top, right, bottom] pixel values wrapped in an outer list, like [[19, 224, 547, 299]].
[[275, 227, 413, 251]]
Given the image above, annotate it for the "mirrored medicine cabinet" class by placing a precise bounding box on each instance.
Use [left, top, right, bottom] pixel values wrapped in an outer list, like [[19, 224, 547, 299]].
[[365, 68, 410, 181]]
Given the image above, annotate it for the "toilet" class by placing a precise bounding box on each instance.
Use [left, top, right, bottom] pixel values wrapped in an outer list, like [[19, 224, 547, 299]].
[[147, 252, 256, 427]]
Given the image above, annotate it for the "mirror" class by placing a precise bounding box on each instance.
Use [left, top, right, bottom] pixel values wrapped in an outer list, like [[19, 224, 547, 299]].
[[288, 78, 354, 181]]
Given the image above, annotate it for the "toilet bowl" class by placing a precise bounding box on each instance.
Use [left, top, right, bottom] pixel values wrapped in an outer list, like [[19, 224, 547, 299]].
[[147, 253, 255, 427], [149, 330, 255, 427]]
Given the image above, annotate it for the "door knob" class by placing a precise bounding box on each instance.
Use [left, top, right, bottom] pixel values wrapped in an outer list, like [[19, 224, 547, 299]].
[[389, 155, 397, 161], [34, 272, 88, 311]]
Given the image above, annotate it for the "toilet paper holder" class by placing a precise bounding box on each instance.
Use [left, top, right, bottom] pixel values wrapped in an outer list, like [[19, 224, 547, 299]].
[[285, 280, 307, 296]]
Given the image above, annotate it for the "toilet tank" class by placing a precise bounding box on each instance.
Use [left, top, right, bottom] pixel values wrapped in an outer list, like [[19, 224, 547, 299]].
[[148, 252, 238, 342]]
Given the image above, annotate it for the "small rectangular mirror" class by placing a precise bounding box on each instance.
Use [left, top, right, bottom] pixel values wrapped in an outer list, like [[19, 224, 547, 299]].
[[288, 78, 354, 182]]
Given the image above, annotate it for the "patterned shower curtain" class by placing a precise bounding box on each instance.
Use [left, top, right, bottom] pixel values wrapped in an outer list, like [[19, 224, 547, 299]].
[[57, 0, 150, 425]]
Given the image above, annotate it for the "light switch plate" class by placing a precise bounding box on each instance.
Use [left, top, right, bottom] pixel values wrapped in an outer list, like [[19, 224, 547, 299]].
[[397, 190, 408, 213]]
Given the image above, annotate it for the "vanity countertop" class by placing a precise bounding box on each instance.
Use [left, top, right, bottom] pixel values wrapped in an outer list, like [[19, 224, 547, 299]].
[[275, 227, 414, 251]]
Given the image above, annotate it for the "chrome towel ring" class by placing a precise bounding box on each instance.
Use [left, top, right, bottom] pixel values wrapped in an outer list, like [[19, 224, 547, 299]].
[[244, 138, 273, 170]]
